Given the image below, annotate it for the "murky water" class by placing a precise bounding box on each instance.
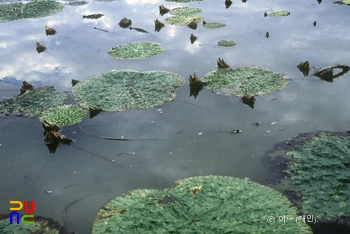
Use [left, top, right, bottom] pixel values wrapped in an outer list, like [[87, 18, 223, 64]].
[[1, 0, 350, 233]]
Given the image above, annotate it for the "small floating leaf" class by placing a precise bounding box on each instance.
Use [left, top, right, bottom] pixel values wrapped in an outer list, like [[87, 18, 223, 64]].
[[269, 11, 290, 17], [108, 41, 164, 60], [39, 104, 87, 126], [165, 0, 203, 2], [165, 15, 203, 26], [203, 21, 226, 29], [170, 7, 201, 15], [218, 40, 236, 47]]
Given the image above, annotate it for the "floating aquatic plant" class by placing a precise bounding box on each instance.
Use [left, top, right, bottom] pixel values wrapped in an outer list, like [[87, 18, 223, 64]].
[[333, 0, 350, 5], [0, 86, 67, 117], [91, 175, 311, 233], [218, 40, 236, 47], [165, 15, 203, 26], [202, 66, 288, 97], [165, 0, 203, 2], [39, 104, 87, 126], [169, 7, 201, 15], [108, 41, 164, 59], [202, 21, 226, 29], [72, 69, 184, 111], [0, 0, 64, 23], [269, 11, 290, 17]]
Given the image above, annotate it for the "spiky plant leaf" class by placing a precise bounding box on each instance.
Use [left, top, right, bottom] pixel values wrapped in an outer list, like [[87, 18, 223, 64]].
[[0, 86, 67, 117], [108, 41, 164, 60], [202, 66, 288, 97], [170, 7, 201, 15], [39, 104, 87, 126], [218, 40, 236, 47], [72, 69, 184, 111], [165, 15, 203, 26], [92, 175, 312, 233]]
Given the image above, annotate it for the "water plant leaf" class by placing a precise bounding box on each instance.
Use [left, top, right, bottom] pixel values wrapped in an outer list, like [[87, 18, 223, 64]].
[[218, 40, 236, 47], [72, 69, 184, 111], [39, 104, 87, 126], [91, 175, 312, 233], [269, 11, 290, 17], [169, 7, 201, 15], [284, 133, 350, 222], [203, 22, 226, 29], [333, 0, 350, 5], [0, 0, 64, 23], [165, 0, 203, 2], [202, 66, 288, 97], [165, 15, 203, 26], [108, 41, 164, 60], [0, 86, 67, 117]]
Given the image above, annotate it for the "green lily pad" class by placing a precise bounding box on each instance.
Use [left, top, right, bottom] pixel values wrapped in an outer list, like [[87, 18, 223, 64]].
[[0, 86, 67, 117], [165, 0, 203, 2], [91, 175, 312, 233], [283, 133, 350, 221], [218, 40, 236, 47], [170, 7, 201, 15], [108, 41, 164, 60], [202, 66, 288, 97], [0, 0, 64, 23], [165, 15, 203, 26], [269, 11, 290, 17], [203, 22, 226, 29], [72, 69, 184, 111], [39, 104, 87, 126], [333, 0, 350, 5]]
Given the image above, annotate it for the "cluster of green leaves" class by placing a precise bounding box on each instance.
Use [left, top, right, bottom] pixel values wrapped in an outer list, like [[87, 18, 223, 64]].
[[0, 216, 61, 234], [0, 86, 67, 117], [218, 40, 236, 47], [73, 69, 184, 111], [0, 0, 64, 22], [203, 22, 226, 29], [202, 66, 288, 97], [108, 42, 164, 60], [285, 133, 350, 221], [39, 104, 87, 126], [92, 175, 311, 233]]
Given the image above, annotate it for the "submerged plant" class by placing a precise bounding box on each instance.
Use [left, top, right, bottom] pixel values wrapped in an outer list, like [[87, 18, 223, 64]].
[[72, 69, 184, 111], [91, 175, 311, 233], [108, 41, 164, 59], [39, 104, 87, 126], [202, 66, 288, 97]]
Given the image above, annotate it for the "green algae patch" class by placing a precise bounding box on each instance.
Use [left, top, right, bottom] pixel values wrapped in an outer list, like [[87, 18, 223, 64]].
[[170, 7, 201, 15], [72, 69, 184, 111], [0, 86, 67, 117], [165, 15, 203, 26], [203, 22, 226, 29], [39, 104, 87, 126], [108, 41, 164, 60], [284, 133, 350, 222], [269, 11, 290, 17], [218, 40, 236, 47], [91, 175, 311, 233], [202, 66, 288, 97], [0, 0, 64, 23]]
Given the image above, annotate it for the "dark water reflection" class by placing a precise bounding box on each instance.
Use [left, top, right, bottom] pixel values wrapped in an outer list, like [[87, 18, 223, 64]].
[[1, 0, 350, 233]]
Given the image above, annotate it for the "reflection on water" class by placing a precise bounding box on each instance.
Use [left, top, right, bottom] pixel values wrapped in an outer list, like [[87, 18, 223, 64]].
[[1, 0, 350, 233]]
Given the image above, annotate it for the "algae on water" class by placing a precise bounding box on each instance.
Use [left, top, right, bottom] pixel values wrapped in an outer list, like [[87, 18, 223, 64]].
[[72, 69, 184, 111], [91, 175, 311, 233]]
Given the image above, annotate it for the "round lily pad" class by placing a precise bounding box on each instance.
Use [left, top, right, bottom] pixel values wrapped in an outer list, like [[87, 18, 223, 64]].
[[72, 69, 185, 111], [203, 22, 226, 29], [91, 175, 311, 233], [170, 7, 201, 15], [165, 15, 203, 26], [202, 66, 288, 97], [39, 104, 87, 126], [0, 0, 64, 23], [218, 40, 236, 47], [0, 86, 67, 117], [269, 11, 290, 17], [108, 41, 164, 60]]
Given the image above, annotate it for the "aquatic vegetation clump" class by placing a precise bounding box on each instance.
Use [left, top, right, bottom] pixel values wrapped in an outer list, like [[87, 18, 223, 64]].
[[72, 69, 184, 111], [39, 105, 87, 126], [202, 66, 288, 97], [170, 7, 201, 15], [0, 0, 64, 23], [0, 86, 67, 117], [284, 133, 350, 222], [108, 42, 164, 59], [165, 15, 203, 26], [269, 11, 290, 17], [203, 22, 226, 29], [218, 40, 236, 47], [91, 175, 311, 233]]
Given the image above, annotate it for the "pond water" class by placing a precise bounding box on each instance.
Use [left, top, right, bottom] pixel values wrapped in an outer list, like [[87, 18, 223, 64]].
[[0, 0, 350, 233]]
